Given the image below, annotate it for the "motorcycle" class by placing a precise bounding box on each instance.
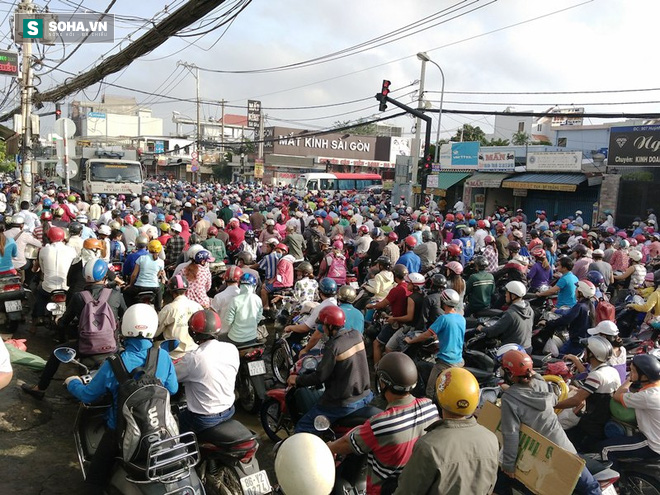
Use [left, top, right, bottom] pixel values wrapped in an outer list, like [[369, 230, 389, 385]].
[[0, 271, 26, 334], [235, 340, 268, 413]]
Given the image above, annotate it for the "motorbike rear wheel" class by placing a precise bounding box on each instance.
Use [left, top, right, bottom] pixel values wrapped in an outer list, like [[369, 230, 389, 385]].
[[237, 372, 262, 414], [260, 397, 293, 442], [271, 342, 291, 385], [621, 472, 660, 495], [205, 464, 243, 495]]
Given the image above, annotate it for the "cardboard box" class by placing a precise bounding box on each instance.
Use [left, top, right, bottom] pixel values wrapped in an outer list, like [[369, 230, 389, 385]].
[[477, 401, 585, 495]]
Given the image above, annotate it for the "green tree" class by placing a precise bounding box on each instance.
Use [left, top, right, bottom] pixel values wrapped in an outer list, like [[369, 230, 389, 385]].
[[0, 140, 15, 173], [512, 131, 530, 146], [487, 137, 510, 146], [450, 124, 488, 145], [334, 118, 377, 136]]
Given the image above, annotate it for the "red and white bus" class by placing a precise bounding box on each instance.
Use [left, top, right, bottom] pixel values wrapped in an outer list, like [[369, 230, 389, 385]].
[[294, 172, 383, 193]]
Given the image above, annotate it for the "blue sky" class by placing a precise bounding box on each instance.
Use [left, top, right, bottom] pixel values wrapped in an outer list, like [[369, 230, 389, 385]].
[[0, 0, 657, 140]]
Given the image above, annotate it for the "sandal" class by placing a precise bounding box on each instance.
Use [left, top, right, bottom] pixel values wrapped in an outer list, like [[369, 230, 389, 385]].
[[20, 383, 45, 399]]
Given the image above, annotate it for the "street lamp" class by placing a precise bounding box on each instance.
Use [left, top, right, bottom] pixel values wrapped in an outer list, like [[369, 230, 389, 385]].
[[417, 52, 445, 164]]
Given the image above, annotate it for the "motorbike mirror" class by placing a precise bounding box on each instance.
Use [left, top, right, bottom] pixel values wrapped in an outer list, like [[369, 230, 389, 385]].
[[53, 347, 77, 363], [159, 339, 180, 352], [313, 415, 331, 432]]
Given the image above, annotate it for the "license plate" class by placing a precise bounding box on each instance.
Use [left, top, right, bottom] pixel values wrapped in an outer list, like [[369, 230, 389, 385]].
[[247, 360, 266, 376], [51, 305, 65, 315], [4, 300, 21, 312], [240, 470, 271, 495], [601, 485, 617, 495]]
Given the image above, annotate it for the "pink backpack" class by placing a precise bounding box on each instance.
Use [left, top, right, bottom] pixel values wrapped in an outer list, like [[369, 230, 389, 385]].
[[326, 254, 347, 284], [78, 289, 118, 355]]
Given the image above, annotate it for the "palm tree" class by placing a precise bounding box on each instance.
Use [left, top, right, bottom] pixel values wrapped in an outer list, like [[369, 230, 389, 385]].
[[512, 131, 530, 146]]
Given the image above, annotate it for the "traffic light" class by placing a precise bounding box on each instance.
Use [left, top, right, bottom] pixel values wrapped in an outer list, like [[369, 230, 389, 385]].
[[419, 154, 433, 182], [378, 79, 391, 112], [55, 103, 61, 119]]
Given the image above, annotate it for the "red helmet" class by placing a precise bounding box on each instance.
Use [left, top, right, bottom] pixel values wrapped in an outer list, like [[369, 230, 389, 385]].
[[124, 214, 136, 225], [635, 234, 646, 243], [445, 213, 455, 222], [404, 235, 417, 248], [477, 220, 486, 229], [41, 211, 52, 221], [276, 243, 289, 253], [358, 225, 369, 234], [388, 231, 399, 242], [501, 350, 533, 378], [318, 305, 346, 328], [495, 222, 505, 231], [456, 212, 464, 221], [224, 265, 244, 282], [447, 244, 462, 256], [47, 227, 66, 242], [189, 309, 221, 336], [419, 215, 428, 224], [484, 235, 495, 244], [207, 226, 219, 236]]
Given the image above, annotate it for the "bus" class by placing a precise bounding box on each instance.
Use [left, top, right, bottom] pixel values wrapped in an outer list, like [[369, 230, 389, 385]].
[[295, 172, 383, 194], [70, 149, 143, 200]]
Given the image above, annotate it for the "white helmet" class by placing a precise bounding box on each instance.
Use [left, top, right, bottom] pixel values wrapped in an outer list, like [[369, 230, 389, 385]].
[[405, 272, 426, 287], [274, 433, 335, 495], [629, 249, 643, 262], [187, 244, 205, 261], [10, 215, 24, 225], [576, 280, 597, 299], [98, 225, 111, 236], [121, 304, 158, 339], [76, 214, 89, 224], [440, 288, 460, 308], [505, 281, 527, 298], [586, 335, 613, 362]]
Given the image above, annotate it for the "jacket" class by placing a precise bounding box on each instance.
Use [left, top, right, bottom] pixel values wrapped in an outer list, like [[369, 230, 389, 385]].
[[295, 328, 370, 407], [394, 417, 499, 495], [225, 284, 263, 343], [67, 338, 178, 430], [546, 299, 593, 344], [364, 269, 394, 299], [156, 295, 204, 358], [500, 375, 577, 473], [484, 299, 533, 348]]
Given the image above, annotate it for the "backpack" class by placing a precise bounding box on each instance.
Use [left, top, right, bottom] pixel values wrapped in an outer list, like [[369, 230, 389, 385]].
[[326, 254, 347, 284], [78, 288, 118, 355], [595, 300, 616, 325], [109, 348, 178, 466]]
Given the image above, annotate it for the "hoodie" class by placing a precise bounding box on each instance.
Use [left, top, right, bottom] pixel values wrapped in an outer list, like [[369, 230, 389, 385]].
[[225, 284, 263, 343], [500, 375, 576, 472], [483, 299, 533, 348]]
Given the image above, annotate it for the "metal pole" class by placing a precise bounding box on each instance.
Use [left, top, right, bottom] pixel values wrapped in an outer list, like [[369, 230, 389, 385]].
[[19, 0, 34, 204], [428, 60, 446, 164], [63, 118, 70, 193], [195, 66, 200, 183], [410, 60, 426, 188], [220, 99, 225, 153]]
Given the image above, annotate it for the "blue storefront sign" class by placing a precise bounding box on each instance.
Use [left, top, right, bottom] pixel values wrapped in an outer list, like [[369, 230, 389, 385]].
[[450, 141, 479, 168], [154, 140, 165, 154]]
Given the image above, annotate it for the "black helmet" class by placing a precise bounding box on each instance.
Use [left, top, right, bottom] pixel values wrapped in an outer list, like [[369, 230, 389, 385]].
[[375, 256, 392, 269], [573, 244, 587, 256], [422, 230, 433, 242], [507, 241, 521, 252], [654, 270, 660, 286], [296, 261, 313, 275], [473, 255, 488, 270], [529, 229, 539, 238], [188, 309, 222, 337], [308, 218, 318, 227], [68, 222, 83, 236], [542, 238, 554, 248], [245, 230, 256, 240], [632, 354, 660, 381], [168, 274, 189, 292], [431, 273, 448, 289], [375, 352, 418, 393], [392, 264, 409, 280], [236, 251, 254, 265]]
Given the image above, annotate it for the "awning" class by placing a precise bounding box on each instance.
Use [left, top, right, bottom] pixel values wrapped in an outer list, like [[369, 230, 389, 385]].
[[465, 172, 512, 188], [502, 173, 587, 192], [432, 172, 471, 190]]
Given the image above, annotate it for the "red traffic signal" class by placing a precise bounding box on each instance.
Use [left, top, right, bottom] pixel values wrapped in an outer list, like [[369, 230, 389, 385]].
[[378, 80, 391, 112], [55, 103, 62, 119], [381, 79, 391, 97]]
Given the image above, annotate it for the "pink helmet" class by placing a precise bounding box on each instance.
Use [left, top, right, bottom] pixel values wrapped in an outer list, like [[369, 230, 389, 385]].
[[445, 261, 464, 275]]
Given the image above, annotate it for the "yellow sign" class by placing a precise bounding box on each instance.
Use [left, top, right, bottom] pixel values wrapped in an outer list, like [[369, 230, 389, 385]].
[[412, 185, 447, 196], [254, 159, 264, 179], [503, 182, 577, 192]]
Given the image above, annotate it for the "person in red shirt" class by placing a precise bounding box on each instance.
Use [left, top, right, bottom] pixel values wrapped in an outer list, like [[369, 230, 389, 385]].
[[157, 223, 172, 247], [367, 264, 411, 364], [226, 218, 245, 252]]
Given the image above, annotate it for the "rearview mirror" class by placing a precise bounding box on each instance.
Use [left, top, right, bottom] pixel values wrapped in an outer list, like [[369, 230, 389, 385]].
[[54, 347, 77, 363], [313, 415, 331, 432]]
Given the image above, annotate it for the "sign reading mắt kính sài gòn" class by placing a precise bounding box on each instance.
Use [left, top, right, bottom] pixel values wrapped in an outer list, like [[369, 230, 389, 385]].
[[608, 125, 660, 166]]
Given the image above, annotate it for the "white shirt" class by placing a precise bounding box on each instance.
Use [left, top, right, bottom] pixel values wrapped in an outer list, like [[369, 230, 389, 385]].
[[13, 230, 42, 269], [474, 228, 488, 252], [0, 341, 11, 373], [174, 338, 239, 415], [453, 200, 465, 213], [211, 285, 241, 328], [304, 297, 337, 329], [38, 242, 77, 292], [622, 385, 660, 454], [15, 210, 39, 233]]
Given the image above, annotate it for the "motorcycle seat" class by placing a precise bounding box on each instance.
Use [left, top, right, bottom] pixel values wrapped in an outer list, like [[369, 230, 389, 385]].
[[235, 341, 266, 351], [335, 406, 384, 428], [475, 308, 504, 317], [464, 367, 494, 382], [197, 419, 256, 446]]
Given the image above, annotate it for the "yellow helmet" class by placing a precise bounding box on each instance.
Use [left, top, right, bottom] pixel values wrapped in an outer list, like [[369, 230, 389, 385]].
[[147, 240, 163, 254], [160, 222, 170, 232], [435, 367, 480, 416]]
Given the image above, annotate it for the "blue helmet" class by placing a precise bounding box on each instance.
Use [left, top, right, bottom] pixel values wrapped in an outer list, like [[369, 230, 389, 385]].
[[156, 213, 165, 222], [240, 273, 257, 286], [468, 219, 476, 227], [83, 259, 108, 283], [43, 198, 53, 208], [193, 250, 213, 264], [586, 270, 605, 286], [319, 277, 338, 296]]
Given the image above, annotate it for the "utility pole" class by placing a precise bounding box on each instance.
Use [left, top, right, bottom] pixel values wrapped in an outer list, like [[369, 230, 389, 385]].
[[411, 58, 427, 189], [195, 65, 200, 184], [19, 0, 35, 203], [220, 99, 225, 154]]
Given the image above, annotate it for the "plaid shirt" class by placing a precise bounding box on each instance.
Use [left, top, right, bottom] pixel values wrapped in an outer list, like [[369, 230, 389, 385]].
[[165, 234, 185, 264], [483, 245, 499, 273]]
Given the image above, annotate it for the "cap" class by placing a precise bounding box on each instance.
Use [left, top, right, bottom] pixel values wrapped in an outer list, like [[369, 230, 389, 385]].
[[587, 320, 619, 336], [266, 238, 279, 245]]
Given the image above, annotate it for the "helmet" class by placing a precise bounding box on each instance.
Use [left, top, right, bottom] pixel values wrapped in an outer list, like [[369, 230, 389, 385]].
[[41, 211, 52, 221], [404, 235, 417, 248], [445, 213, 455, 222], [586, 270, 605, 286], [405, 272, 426, 287], [296, 261, 313, 275], [318, 305, 345, 328], [224, 265, 244, 282], [635, 234, 646, 244], [629, 249, 643, 262], [572, 244, 587, 256], [501, 350, 534, 378], [436, 367, 480, 416], [189, 309, 222, 336], [98, 225, 111, 236], [236, 251, 254, 265], [505, 281, 527, 298], [632, 354, 660, 381], [83, 238, 104, 251], [276, 243, 289, 254], [392, 264, 409, 280], [337, 285, 357, 303], [619, 239, 630, 249], [83, 259, 108, 283], [275, 433, 335, 495], [194, 250, 213, 264], [147, 240, 163, 254], [387, 231, 398, 242], [121, 304, 158, 338], [375, 256, 392, 269], [54, 207, 65, 217], [445, 261, 463, 275], [440, 288, 460, 308], [484, 235, 495, 244], [473, 255, 488, 270], [319, 277, 338, 296], [136, 235, 149, 248], [10, 215, 24, 226], [422, 231, 433, 242], [207, 226, 218, 237], [240, 273, 257, 286], [507, 241, 521, 252], [358, 225, 369, 235], [47, 227, 66, 242], [168, 274, 189, 292], [371, 227, 383, 238], [67, 194, 76, 203], [495, 343, 526, 362], [42, 198, 53, 208], [431, 274, 448, 289], [68, 222, 82, 236], [576, 280, 597, 299], [586, 335, 613, 362], [447, 244, 462, 257], [376, 352, 418, 393]]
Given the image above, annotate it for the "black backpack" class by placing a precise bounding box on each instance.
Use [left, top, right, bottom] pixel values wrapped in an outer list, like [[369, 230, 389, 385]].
[[109, 348, 178, 467]]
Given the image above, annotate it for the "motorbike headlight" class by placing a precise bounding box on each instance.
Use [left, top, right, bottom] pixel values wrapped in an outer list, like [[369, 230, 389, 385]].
[[301, 356, 318, 372]]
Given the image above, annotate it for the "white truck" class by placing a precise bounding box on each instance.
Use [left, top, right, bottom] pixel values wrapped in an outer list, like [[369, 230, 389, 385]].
[[70, 148, 143, 200]]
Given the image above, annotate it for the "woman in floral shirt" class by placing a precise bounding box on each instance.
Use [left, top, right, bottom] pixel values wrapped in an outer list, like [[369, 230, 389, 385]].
[[609, 239, 630, 273], [184, 250, 213, 308]]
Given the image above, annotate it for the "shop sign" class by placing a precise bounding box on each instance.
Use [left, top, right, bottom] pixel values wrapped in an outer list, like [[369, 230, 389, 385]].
[[254, 159, 264, 178], [466, 176, 507, 188], [608, 124, 660, 166], [507, 181, 576, 192], [247, 100, 261, 129], [0, 50, 18, 76], [513, 188, 528, 197], [426, 175, 439, 188], [317, 156, 394, 169], [478, 149, 515, 171], [441, 141, 479, 169], [526, 151, 582, 172]]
